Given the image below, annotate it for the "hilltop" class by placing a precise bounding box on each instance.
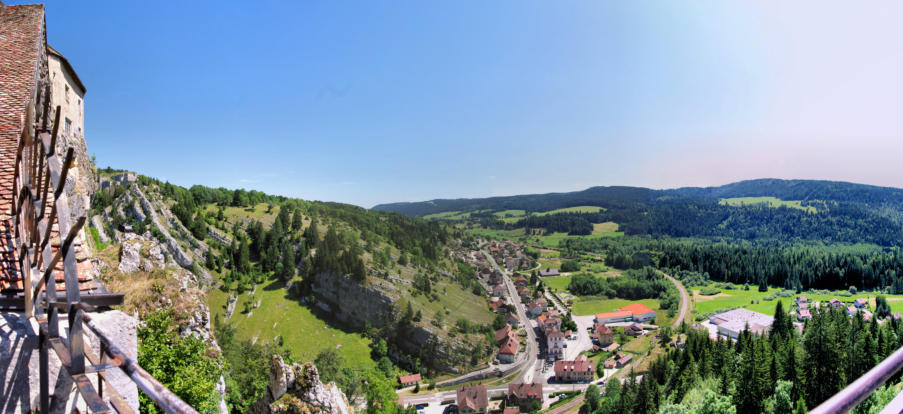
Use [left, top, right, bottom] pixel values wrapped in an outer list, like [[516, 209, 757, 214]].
[[374, 179, 903, 247]]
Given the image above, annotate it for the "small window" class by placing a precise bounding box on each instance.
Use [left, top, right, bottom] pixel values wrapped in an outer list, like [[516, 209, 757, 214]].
[[64, 118, 71, 135], [65, 85, 70, 103]]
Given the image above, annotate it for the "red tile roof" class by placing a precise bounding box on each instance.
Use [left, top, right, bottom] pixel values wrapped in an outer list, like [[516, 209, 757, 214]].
[[553, 355, 594, 375], [619, 303, 656, 315], [594, 322, 613, 335], [508, 383, 542, 401], [457, 385, 488, 411], [595, 310, 632, 320], [495, 324, 513, 343], [399, 373, 421, 384], [499, 336, 519, 356]]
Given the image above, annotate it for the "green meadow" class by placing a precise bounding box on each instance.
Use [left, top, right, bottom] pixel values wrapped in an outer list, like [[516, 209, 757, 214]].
[[208, 280, 376, 370], [719, 197, 817, 213]]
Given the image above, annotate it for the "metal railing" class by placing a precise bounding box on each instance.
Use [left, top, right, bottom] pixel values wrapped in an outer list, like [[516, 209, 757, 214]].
[[11, 85, 198, 414], [810, 345, 903, 414]]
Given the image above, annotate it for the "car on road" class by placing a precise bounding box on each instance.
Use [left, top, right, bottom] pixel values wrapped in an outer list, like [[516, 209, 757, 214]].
[[442, 405, 459, 414]]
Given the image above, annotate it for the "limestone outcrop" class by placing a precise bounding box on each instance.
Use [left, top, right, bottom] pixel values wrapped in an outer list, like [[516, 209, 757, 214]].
[[251, 356, 353, 414]]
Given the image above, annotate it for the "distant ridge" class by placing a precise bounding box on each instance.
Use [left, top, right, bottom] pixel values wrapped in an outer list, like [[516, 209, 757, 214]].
[[373, 178, 903, 217]]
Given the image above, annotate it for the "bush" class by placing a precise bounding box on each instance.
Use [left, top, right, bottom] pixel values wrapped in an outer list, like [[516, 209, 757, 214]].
[[561, 260, 581, 272], [698, 286, 721, 296], [139, 310, 222, 413]]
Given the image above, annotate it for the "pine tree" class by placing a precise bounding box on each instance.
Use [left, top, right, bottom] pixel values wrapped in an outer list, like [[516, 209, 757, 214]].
[[772, 301, 789, 339]]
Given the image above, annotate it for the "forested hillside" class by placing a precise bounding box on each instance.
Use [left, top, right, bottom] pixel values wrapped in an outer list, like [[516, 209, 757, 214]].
[[90, 170, 494, 413], [375, 179, 903, 246]]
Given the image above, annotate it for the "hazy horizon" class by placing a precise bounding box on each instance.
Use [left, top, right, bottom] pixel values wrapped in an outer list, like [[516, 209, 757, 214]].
[[29, 0, 903, 207]]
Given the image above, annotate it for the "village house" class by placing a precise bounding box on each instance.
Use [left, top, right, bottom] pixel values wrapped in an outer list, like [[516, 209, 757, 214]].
[[603, 342, 620, 352], [544, 316, 562, 333], [616, 352, 633, 368], [625, 323, 644, 337], [539, 268, 560, 277], [829, 298, 845, 310], [495, 324, 515, 344], [399, 373, 421, 387], [546, 330, 565, 360], [503, 408, 520, 414], [514, 275, 528, 288], [505, 257, 518, 270], [603, 359, 617, 369], [457, 385, 489, 414], [508, 383, 543, 409], [797, 309, 812, 321], [517, 286, 530, 301], [854, 298, 868, 309], [528, 302, 544, 318], [507, 312, 520, 326], [492, 284, 507, 298], [594, 322, 614, 346], [847, 306, 859, 317], [499, 336, 519, 363], [490, 299, 508, 313], [553, 355, 595, 383]]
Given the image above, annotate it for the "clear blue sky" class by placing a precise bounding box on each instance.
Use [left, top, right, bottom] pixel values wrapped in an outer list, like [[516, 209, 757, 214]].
[[28, 0, 903, 207]]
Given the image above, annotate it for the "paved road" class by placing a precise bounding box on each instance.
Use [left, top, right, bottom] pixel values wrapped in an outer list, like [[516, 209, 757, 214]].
[[404, 249, 691, 412], [548, 271, 691, 411], [402, 383, 592, 408], [483, 250, 539, 384]]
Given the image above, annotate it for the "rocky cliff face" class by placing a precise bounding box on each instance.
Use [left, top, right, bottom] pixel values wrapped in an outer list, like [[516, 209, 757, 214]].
[[312, 272, 474, 373], [251, 356, 354, 414]]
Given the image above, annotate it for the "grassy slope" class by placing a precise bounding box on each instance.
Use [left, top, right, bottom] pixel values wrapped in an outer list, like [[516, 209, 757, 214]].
[[209, 280, 377, 370], [534, 206, 603, 215]]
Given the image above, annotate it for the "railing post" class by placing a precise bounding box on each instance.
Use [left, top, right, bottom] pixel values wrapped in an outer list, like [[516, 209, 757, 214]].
[[39, 326, 49, 414]]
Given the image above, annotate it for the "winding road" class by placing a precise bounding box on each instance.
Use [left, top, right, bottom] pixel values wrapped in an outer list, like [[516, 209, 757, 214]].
[[548, 271, 690, 413], [662, 272, 691, 328], [402, 250, 692, 414]]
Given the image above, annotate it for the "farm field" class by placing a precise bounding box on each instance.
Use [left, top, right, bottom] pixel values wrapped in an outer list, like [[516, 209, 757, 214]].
[[692, 287, 776, 315], [592, 222, 620, 235], [535, 206, 603, 215], [208, 279, 376, 371], [692, 283, 903, 317], [542, 275, 573, 290], [719, 196, 816, 213], [424, 211, 471, 221]]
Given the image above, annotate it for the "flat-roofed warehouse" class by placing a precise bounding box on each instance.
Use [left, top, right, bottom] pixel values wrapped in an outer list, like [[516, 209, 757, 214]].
[[709, 308, 774, 339]]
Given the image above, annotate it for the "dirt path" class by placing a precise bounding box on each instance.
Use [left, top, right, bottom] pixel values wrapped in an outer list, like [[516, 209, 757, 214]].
[[661, 272, 690, 328]]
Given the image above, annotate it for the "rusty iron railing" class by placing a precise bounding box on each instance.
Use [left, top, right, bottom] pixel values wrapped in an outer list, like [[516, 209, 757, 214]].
[[810, 345, 903, 414], [11, 85, 198, 414]]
